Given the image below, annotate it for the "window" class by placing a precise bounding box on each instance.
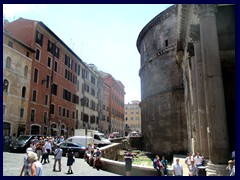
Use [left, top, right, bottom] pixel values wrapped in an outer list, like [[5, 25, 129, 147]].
[[22, 87, 26, 98], [76, 110, 78, 119], [6, 56, 11, 68], [72, 111, 75, 119], [67, 109, 70, 118], [47, 57, 51, 67], [46, 75, 50, 88], [3, 79, 9, 92], [3, 105, 6, 115], [43, 112, 47, 124], [24, 66, 28, 76], [30, 109, 35, 122], [63, 89, 71, 102], [48, 40, 53, 53], [165, 39, 168, 47], [63, 108, 66, 117], [20, 108, 24, 118], [54, 61, 58, 72], [59, 106, 62, 117], [35, 49, 40, 60], [26, 52, 29, 57], [32, 90, 37, 102], [34, 68, 38, 83], [91, 76, 96, 85], [54, 46, 59, 58], [50, 104, 55, 115], [90, 115, 95, 124], [125, 117, 128, 120], [78, 65, 80, 75], [91, 88, 96, 97], [35, 30, 43, 46], [8, 41, 13, 48], [51, 83, 57, 96], [44, 95, 48, 105]]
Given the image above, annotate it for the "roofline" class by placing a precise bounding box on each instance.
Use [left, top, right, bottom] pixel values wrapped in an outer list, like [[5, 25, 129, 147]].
[[3, 30, 35, 52]]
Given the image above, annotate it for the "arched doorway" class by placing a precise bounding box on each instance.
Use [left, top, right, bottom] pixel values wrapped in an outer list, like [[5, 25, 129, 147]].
[[61, 124, 66, 136], [3, 122, 11, 137], [31, 125, 40, 135], [50, 124, 58, 137]]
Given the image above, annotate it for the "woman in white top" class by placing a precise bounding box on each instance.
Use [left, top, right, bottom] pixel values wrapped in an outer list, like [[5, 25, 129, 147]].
[[27, 152, 43, 176]]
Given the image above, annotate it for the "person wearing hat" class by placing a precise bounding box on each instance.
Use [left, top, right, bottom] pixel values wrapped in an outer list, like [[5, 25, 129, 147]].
[[226, 160, 235, 176], [53, 144, 63, 172], [20, 147, 33, 176], [27, 151, 43, 176], [124, 149, 134, 176]]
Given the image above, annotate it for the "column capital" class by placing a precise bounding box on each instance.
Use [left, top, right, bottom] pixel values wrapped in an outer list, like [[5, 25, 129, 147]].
[[193, 4, 218, 19], [189, 24, 200, 42]]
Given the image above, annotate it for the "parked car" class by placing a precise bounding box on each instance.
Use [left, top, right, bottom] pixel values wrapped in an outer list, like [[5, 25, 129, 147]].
[[9, 135, 42, 153], [58, 142, 86, 158]]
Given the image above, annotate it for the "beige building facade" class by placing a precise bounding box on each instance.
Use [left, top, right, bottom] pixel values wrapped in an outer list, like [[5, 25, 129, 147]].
[[124, 100, 141, 135], [3, 31, 34, 140]]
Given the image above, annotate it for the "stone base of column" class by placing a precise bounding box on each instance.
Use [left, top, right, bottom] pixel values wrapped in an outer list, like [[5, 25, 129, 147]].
[[206, 162, 228, 176]]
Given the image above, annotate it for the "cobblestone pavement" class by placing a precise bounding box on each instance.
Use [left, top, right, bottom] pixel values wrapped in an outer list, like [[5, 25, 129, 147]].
[[3, 152, 121, 176]]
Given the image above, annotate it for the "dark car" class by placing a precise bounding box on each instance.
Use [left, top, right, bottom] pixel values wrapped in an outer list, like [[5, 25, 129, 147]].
[[9, 135, 42, 153], [58, 142, 86, 158]]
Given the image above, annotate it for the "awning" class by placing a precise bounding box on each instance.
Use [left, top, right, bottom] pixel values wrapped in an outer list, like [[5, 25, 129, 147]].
[[51, 128, 59, 131], [61, 129, 67, 132]]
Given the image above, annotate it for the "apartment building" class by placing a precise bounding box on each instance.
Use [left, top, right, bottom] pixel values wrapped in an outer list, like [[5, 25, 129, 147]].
[[3, 30, 34, 140], [124, 100, 141, 136], [4, 18, 82, 137], [102, 73, 125, 136]]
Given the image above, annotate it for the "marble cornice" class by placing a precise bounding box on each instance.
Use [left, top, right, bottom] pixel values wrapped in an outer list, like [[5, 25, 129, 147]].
[[136, 5, 177, 52], [138, 44, 176, 76], [193, 4, 218, 19]]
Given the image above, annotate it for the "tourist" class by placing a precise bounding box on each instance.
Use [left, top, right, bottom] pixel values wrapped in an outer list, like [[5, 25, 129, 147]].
[[53, 144, 63, 172], [172, 158, 183, 176], [66, 148, 75, 174], [45, 138, 52, 163], [188, 160, 197, 176], [226, 160, 235, 176], [161, 156, 168, 176], [27, 151, 43, 176], [20, 147, 33, 176], [185, 152, 193, 167]]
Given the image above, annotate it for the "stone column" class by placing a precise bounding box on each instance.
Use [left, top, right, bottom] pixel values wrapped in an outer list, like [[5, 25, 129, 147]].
[[187, 43, 200, 154], [189, 24, 209, 159], [194, 4, 230, 175]]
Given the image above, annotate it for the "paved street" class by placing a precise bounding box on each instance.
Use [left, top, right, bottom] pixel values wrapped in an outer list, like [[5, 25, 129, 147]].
[[3, 152, 121, 176]]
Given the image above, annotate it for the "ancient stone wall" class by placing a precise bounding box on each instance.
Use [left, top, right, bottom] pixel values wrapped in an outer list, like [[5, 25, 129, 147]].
[[137, 5, 188, 156]]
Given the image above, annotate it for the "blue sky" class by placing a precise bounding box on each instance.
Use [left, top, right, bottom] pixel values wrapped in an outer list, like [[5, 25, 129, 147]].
[[3, 4, 173, 103]]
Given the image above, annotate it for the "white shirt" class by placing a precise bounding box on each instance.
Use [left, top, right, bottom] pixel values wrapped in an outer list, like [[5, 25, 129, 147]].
[[172, 163, 183, 176], [185, 156, 194, 165], [194, 156, 203, 165], [30, 161, 43, 176], [45, 141, 52, 150]]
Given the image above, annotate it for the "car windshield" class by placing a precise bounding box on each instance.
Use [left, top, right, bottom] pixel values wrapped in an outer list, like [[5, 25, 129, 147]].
[[17, 135, 30, 141], [98, 135, 107, 140]]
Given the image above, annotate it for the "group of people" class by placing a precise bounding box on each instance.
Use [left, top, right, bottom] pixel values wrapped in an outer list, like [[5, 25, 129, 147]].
[[84, 143, 102, 169], [172, 152, 206, 176], [153, 155, 168, 176], [20, 136, 75, 176]]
